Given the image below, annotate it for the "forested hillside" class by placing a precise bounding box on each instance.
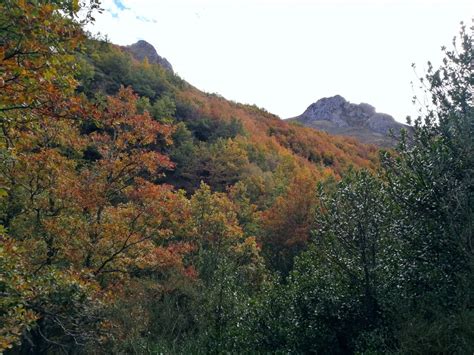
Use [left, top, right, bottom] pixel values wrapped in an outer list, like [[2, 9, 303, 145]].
[[1, 2, 472, 354]]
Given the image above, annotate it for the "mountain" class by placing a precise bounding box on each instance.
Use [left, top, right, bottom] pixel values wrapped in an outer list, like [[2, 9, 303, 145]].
[[289, 95, 410, 146], [123, 40, 174, 72], [76, 38, 380, 198]]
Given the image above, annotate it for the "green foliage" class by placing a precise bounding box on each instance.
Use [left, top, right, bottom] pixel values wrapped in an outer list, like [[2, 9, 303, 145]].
[[313, 169, 397, 324], [382, 22, 473, 315], [396, 310, 474, 354], [183, 116, 245, 143], [236, 23, 473, 354], [113, 183, 267, 353], [0, 236, 37, 351], [168, 138, 250, 192], [2, 1, 472, 352], [151, 94, 177, 121], [189, 184, 265, 351], [78, 40, 173, 101], [247, 170, 396, 353]]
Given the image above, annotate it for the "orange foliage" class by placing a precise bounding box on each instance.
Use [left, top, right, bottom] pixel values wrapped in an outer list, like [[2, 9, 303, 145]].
[[260, 168, 319, 273], [0, 1, 85, 129], [178, 87, 378, 179], [0, 87, 193, 295]]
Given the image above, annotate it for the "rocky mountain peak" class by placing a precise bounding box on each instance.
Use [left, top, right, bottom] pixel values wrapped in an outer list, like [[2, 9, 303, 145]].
[[123, 40, 173, 73], [291, 95, 410, 146]]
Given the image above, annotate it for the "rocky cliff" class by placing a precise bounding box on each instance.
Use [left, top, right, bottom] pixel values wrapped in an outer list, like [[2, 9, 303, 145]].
[[123, 40, 174, 73], [290, 95, 410, 146]]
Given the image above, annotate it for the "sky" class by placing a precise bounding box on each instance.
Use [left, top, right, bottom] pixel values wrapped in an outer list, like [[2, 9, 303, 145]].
[[87, 0, 473, 123]]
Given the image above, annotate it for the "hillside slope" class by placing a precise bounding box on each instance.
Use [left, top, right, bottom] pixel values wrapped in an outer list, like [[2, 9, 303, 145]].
[[78, 39, 379, 195], [177, 87, 379, 174], [4, 4, 471, 353]]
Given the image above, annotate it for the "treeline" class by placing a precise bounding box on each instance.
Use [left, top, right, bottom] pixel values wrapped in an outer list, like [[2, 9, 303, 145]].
[[1, 1, 473, 354]]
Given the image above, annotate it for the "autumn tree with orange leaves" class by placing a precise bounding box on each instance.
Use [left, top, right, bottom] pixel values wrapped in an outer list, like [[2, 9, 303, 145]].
[[0, 83, 199, 351], [0, 1, 195, 351]]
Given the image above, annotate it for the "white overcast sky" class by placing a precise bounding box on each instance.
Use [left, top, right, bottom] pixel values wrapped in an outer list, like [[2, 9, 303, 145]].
[[87, 0, 472, 123]]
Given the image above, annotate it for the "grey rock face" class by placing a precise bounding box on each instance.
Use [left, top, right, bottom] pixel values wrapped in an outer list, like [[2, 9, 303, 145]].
[[291, 95, 410, 146], [124, 40, 173, 73], [366, 113, 400, 134]]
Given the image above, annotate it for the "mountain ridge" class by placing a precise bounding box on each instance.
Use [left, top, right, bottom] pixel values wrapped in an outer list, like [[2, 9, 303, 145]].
[[122, 41, 405, 147], [289, 95, 410, 146]]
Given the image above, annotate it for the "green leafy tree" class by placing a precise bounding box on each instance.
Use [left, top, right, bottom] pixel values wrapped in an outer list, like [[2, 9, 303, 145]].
[[380, 22, 474, 353], [383, 22, 473, 314], [188, 183, 265, 352], [151, 94, 177, 121], [249, 170, 395, 353]]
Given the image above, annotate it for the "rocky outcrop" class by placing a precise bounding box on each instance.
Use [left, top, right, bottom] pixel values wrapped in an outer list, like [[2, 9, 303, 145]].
[[290, 95, 410, 146], [123, 40, 173, 73]]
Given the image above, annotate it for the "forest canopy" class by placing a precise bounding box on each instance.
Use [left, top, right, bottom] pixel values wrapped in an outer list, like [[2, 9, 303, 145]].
[[0, 1, 472, 353]]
